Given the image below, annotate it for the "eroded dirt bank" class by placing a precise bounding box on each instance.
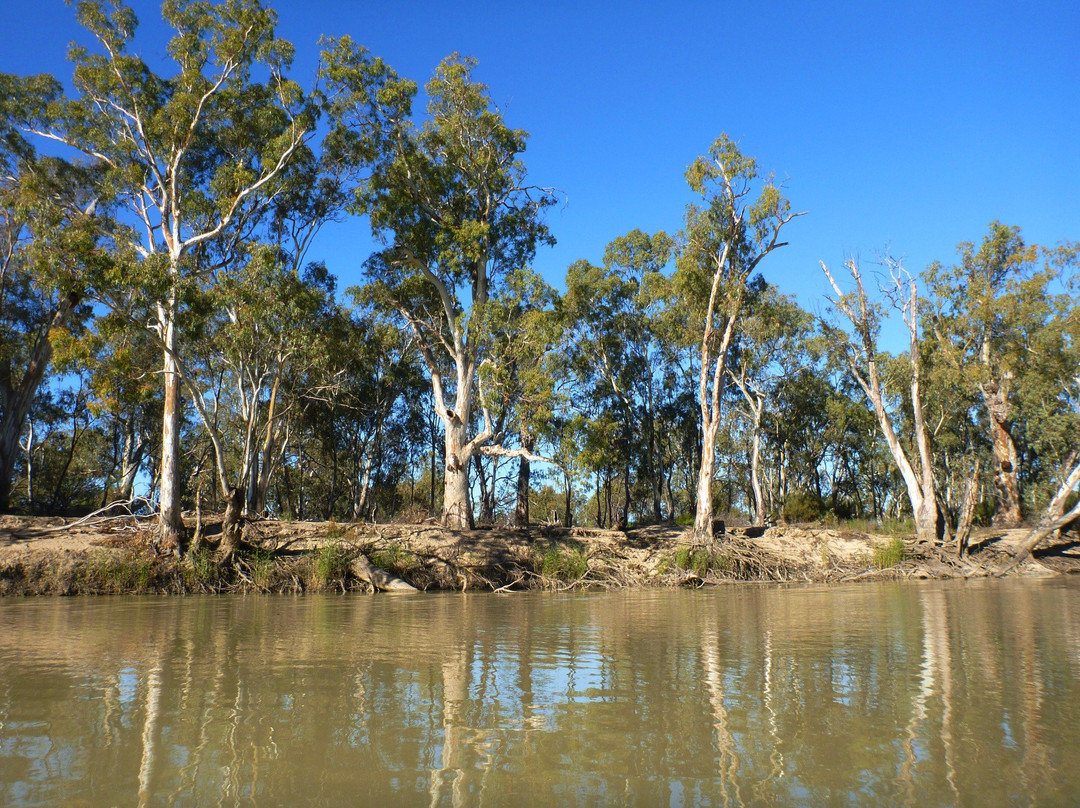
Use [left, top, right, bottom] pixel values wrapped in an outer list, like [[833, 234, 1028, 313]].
[[0, 514, 1076, 596]]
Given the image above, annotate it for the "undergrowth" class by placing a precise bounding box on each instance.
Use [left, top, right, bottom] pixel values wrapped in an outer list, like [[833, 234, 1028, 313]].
[[873, 537, 906, 569], [537, 541, 588, 582]]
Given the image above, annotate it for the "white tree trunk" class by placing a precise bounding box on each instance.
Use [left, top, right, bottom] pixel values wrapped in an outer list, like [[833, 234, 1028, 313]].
[[158, 306, 184, 552], [442, 419, 473, 529]]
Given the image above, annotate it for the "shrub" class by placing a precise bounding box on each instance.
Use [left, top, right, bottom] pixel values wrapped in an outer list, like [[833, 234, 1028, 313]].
[[239, 548, 276, 590], [368, 543, 419, 578], [313, 542, 351, 586], [538, 542, 588, 581], [182, 548, 220, 590], [672, 546, 730, 577], [782, 491, 826, 523], [873, 537, 906, 569]]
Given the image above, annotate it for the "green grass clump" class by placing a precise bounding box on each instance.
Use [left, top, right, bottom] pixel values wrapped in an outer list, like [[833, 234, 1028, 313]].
[[673, 546, 731, 578], [81, 553, 155, 593], [873, 537, 906, 569], [538, 542, 588, 581], [239, 548, 276, 590], [368, 543, 420, 578], [182, 547, 220, 590], [313, 542, 351, 586]]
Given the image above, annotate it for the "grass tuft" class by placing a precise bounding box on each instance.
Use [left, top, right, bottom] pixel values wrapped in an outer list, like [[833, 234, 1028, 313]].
[[873, 537, 906, 569], [538, 541, 588, 581]]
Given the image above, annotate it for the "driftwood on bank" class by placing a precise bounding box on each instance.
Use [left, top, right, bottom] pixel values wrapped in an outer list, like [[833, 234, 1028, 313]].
[[349, 553, 417, 592]]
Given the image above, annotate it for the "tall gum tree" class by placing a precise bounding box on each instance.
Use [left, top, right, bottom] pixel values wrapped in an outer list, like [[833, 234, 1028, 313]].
[[675, 135, 802, 544], [8, 0, 312, 550], [726, 285, 814, 525], [822, 257, 942, 544], [998, 243, 1080, 570], [0, 149, 102, 512], [924, 223, 1051, 526], [323, 46, 556, 529]]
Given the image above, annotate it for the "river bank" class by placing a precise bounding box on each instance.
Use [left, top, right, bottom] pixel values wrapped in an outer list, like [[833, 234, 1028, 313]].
[[0, 513, 1076, 596]]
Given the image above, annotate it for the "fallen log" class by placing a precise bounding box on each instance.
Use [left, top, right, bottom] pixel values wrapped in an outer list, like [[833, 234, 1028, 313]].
[[350, 554, 418, 592]]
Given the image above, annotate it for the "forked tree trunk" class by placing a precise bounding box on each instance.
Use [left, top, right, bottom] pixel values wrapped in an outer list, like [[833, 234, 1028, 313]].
[[822, 259, 942, 545]]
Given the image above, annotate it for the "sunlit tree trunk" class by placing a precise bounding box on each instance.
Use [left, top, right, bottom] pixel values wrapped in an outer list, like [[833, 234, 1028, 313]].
[[158, 300, 184, 553]]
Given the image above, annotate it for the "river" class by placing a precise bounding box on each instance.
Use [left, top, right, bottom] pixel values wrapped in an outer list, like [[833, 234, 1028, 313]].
[[1, 579, 1079, 806]]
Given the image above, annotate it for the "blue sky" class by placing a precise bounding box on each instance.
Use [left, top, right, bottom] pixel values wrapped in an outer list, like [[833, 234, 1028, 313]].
[[3, 0, 1077, 317]]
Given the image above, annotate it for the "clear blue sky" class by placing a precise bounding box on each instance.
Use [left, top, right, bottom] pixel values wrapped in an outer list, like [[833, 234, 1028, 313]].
[[3, 0, 1077, 314]]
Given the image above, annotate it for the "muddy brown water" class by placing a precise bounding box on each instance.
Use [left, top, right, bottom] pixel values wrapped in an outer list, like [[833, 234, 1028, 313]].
[[1, 579, 1079, 806]]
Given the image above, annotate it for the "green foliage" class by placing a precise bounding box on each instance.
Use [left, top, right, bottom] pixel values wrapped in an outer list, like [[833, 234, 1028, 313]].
[[873, 538, 906, 569], [538, 541, 588, 581], [313, 542, 350, 585], [367, 543, 419, 578], [239, 548, 276, 590], [182, 548, 220, 590], [80, 552, 154, 593], [672, 546, 730, 577], [782, 491, 826, 523]]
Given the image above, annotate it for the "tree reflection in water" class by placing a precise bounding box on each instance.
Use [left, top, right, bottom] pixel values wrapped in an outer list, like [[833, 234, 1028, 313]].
[[1, 581, 1080, 806]]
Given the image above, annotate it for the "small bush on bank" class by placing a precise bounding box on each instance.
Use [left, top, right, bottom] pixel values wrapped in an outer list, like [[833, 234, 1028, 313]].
[[672, 546, 731, 578], [782, 491, 826, 523], [538, 542, 588, 581], [182, 548, 221, 591], [368, 543, 420, 579], [873, 537, 906, 569], [312, 543, 351, 586], [78, 552, 155, 593]]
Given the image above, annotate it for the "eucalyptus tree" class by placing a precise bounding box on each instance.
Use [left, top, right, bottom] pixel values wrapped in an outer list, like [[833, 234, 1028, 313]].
[[472, 267, 562, 526], [822, 257, 942, 543], [1000, 243, 1080, 569], [726, 285, 813, 524], [563, 229, 675, 525], [924, 223, 1053, 525], [75, 304, 160, 506], [7, 0, 313, 549], [0, 143, 102, 512], [675, 135, 802, 544], [184, 256, 344, 556], [323, 45, 557, 529]]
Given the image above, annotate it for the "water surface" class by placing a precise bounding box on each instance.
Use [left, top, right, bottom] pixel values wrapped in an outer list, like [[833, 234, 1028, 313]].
[[2, 579, 1079, 806]]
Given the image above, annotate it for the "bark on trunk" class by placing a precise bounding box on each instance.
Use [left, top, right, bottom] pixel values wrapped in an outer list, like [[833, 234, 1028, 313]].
[[158, 308, 184, 554], [514, 432, 533, 527], [442, 421, 473, 529], [216, 486, 245, 562], [693, 421, 721, 544], [117, 425, 145, 503], [982, 382, 1023, 526]]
